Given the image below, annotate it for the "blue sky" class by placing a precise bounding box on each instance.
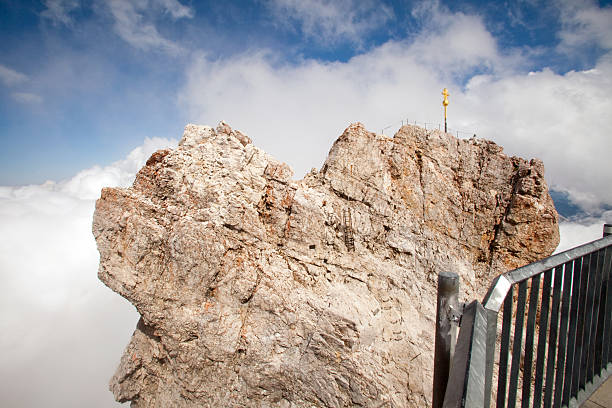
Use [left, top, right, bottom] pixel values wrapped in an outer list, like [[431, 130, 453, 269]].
[[2, 1, 612, 406], [1, 0, 611, 200]]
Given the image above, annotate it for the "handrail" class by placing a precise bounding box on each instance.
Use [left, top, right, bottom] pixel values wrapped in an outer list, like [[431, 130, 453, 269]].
[[442, 301, 488, 408], [483, 234, 612, 312]]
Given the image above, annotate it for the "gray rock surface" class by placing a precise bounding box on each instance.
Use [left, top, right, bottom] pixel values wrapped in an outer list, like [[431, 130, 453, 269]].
[[93, 122, 559, 407]]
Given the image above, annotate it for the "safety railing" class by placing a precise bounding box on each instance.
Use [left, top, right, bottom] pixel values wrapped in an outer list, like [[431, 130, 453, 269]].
[[434, 224, 612, 408], [379, 118, 477, 139]]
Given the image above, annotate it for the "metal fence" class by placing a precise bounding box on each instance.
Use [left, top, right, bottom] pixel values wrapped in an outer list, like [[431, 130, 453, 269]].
[[380, 119, 477, 139], [434, 224, 612, 408]]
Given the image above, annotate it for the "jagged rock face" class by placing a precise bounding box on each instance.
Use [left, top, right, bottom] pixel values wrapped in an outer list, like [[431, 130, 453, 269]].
[[93, 122, 559, 407]]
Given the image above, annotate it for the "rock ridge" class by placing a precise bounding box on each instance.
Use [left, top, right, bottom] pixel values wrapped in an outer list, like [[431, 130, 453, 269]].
[[93, 121, 559, 407]]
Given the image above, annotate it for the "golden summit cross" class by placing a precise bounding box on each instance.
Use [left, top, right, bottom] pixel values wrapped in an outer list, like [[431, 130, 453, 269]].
[[442, 88, 449, 133]]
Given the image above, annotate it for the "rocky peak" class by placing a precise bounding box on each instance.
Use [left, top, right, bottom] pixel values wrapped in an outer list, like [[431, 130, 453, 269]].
[[93, 122, 558, 407]]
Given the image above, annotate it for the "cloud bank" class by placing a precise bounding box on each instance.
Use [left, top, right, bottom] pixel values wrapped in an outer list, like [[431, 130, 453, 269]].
[[0, 137, 177, 407]]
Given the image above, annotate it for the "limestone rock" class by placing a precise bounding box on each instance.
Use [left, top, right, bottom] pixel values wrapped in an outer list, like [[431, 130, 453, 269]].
[[93, 122, 559, 407]]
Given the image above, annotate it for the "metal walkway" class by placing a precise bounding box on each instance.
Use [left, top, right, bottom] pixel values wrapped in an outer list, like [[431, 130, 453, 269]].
[[583, 375, 612, 407]]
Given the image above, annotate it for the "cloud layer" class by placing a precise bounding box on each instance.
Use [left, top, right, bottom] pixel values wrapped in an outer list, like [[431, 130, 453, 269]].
[[0, 137, 176, 407]]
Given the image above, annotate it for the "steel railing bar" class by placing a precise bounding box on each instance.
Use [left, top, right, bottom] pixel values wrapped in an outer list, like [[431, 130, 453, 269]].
[[571, 253, 591, 396], [562, 257, 583, 407], [580, 251, 599, 387], [521, 274, 541, 408], [602, 247, 612, 367], [553, 261, 573, 407], [533, 269, 553, 408], [442, 301, 488, 408], [544, 266, 564, 408], [590, 249, 606, 378], [508, 280, 528, 408], [497, 289, 514, 408], [599, 248, 610, 369], [506, 236, 612, 287], [483, 308, 498, 408]]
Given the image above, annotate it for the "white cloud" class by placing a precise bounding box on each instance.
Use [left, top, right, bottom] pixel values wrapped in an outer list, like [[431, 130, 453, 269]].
[[157, 0, 194, 19], [0, 136, 177, 407], [408, 2, 531, 80], [106, 0, 193, 54], [0, 64, 28, 86], [11, 92, 43, 104], [266, 0, 394, 46], [557, 0, 612, 52], [41, 0, 80, 26]]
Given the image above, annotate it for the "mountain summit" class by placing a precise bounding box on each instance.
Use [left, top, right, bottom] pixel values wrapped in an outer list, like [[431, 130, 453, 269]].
[[93, 122, 558, 407]]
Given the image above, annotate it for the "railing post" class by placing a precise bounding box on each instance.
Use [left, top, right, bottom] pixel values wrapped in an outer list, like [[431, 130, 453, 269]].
[[433, 271, 460, 408], [442, 301, 488, 408], [604, 223, 612, 237], [482, 274, 512, 408], [483, 309, 497, 408]]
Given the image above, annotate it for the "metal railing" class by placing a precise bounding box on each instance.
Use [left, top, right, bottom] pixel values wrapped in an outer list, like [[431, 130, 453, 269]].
[[434, 224, 612, 408], [379, 118, 477, 139]]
